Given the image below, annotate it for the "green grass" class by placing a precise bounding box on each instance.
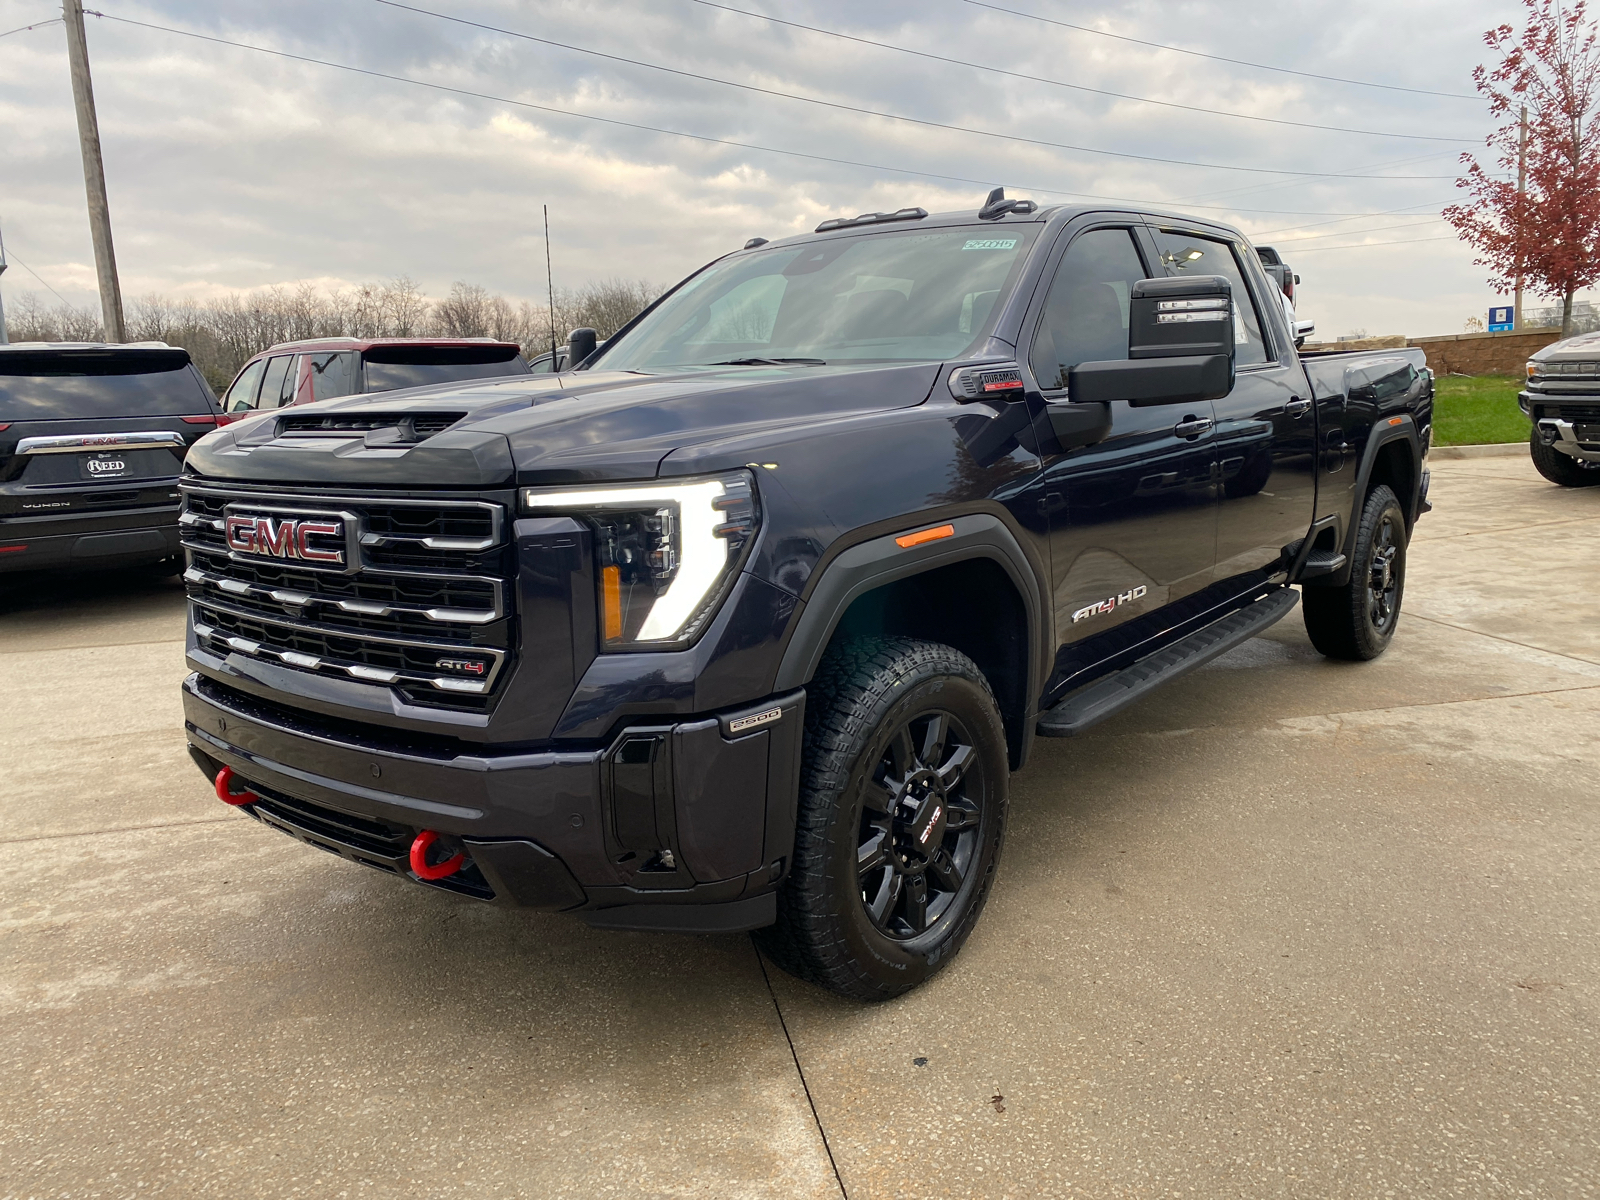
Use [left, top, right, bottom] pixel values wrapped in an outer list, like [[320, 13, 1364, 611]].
[[1430, 375, 1532, 446]]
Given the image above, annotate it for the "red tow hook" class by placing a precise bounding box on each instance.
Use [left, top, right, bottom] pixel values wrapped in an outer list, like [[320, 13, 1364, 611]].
[[214, 765, 260, 806], [409, 829, 466, 881]]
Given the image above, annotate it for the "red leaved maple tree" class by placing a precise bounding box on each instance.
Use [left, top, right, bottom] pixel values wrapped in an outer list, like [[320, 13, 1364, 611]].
[[1445, 0, 1600, 337]]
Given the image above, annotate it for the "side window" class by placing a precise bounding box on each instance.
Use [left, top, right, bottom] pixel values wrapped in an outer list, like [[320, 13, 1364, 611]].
[[223, 359, 266, 413], [256, 355, 293, 409], [308, 351, 357, 401], [1151, 231, 1269, 366], [1029, 229, 1148, 391]]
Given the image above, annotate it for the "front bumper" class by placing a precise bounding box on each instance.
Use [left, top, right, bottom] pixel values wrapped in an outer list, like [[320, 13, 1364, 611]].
[[1533, 415, 1600, 462], [182, 673, 802, 932]]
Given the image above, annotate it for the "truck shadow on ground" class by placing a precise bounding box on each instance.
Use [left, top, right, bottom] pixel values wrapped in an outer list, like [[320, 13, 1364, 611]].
[[0, 563, 184, 617]]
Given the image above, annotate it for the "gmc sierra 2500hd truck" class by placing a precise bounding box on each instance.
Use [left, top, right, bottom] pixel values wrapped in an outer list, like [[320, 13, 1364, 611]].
[[179, 192, 1432, 1000]]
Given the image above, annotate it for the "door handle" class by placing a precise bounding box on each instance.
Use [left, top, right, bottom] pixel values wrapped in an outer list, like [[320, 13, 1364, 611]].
[[1286, 397, 1312, 417], [1173, 416, 1213, 438]]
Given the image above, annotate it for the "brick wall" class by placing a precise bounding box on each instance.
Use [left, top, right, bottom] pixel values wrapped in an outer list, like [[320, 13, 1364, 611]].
[[1300, 329, 1562, 376], [1405, 330, 1562, 376]]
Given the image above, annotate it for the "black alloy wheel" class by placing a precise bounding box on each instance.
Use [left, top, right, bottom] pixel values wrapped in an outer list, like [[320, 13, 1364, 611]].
[[1302, 483, 1407, 661], [857, 710, 983, 940], [1366, 510, 1401, 633], [758, 637, 1009, 1001]]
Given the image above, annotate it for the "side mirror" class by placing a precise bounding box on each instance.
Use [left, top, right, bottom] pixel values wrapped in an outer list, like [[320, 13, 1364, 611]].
[[567, 327, 598, 367], [1295, 320, 1316, 341], [1067, 275, 1235, 407]]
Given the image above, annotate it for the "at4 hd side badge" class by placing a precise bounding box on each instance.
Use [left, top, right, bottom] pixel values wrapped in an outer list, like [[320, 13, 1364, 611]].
[[1072, 585, 1148, 624]]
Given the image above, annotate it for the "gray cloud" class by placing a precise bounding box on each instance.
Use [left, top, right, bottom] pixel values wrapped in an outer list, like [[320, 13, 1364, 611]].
[[0, 0, 1524, 338]]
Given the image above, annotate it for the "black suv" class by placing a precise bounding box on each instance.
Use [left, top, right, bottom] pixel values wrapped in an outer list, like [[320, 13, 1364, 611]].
[[179, 196, 1431, 999], [1, 342, 220, 574]]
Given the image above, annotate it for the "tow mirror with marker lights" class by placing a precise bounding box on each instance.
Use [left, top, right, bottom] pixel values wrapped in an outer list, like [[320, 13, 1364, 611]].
[[521, 470, 758, 651]]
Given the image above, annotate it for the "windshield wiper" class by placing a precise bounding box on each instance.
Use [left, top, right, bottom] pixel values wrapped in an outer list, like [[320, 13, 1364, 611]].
[[707, 357, 827, 367]]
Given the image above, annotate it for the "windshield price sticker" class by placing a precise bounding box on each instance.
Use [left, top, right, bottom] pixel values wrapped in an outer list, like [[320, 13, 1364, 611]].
[[962, 238, 1018, 251]]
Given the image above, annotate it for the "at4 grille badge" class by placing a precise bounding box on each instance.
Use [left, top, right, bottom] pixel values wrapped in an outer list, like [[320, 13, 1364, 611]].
[[434, 657, 488, 676], [223, 508, 354, 568]]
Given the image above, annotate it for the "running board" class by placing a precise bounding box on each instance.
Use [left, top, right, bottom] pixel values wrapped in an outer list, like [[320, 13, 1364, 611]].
[[1036, 588, 1300, 737]]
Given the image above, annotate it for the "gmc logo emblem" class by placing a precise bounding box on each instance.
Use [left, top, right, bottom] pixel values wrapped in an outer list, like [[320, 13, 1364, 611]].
[[225, 514, 345, 564]]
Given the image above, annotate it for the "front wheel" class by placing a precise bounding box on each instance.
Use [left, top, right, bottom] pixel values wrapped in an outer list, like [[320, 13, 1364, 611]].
[[1303, 484, 1407, 661], [757, 637, 1009, 1001], [1530, 429, 1600, 487]]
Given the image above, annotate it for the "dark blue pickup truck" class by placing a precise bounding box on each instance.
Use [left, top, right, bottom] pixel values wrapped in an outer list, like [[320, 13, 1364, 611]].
[[178, 193, 1432, 999]]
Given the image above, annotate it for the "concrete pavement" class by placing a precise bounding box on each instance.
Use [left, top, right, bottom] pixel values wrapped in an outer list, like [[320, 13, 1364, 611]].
[[2, 454, 1597, 1197]]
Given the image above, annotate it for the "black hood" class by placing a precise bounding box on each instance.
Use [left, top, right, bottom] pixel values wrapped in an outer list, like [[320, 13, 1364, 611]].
[[184, 362, 940, 489]]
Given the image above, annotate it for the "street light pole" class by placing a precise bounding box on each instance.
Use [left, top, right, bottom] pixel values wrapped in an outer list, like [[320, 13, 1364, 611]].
[[62, 0, 125, 343]]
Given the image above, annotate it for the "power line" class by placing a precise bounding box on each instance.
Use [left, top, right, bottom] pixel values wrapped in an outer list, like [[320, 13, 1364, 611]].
[[365, 0, 1456, 180], [4, 248, 75, 306], [83, 11, 1457, 222], [1289, 235, 1459, 253], [688, 0, 1474, 144], [0, 16, 62, 38], [961, 0, 1482, 101], [1250, 201, 1447, 238], [1269, 217, 1448, 245]]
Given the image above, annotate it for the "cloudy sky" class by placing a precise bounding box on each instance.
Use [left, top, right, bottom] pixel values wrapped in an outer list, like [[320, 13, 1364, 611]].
[[0, 0, 1538, 338]]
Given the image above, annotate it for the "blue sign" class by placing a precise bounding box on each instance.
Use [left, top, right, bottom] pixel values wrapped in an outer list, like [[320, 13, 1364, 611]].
[[1489, 306, 1514, 332]]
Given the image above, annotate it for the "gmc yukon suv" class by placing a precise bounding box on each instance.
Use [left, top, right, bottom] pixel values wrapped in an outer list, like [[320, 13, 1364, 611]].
[[179, 194, 1432, 1000], [2, 342, 220, 575]]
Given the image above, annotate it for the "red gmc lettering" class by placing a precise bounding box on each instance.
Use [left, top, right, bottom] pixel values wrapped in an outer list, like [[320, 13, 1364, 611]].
[[225, 515, 344, 564], [295, 521, 343, 563]]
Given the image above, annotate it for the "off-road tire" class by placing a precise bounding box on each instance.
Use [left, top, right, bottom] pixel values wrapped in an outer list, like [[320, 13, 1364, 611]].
[[756, 637, 1009, 1001], [1303, 484, 1407, 661], [1529, 429, 1600, 487]]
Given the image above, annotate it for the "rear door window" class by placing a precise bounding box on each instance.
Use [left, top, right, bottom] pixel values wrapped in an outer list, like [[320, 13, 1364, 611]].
[[0, 350, 211, 420], [1151, 230, 1270, 366], [255, 355, 294, 409], [224, 359, 267, 412]]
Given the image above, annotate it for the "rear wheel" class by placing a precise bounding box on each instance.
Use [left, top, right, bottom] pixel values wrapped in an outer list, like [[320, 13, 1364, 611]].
[[757, 637, 1008, 1001], [1530, 429, 1600, 487], [1303, 484, 1406, 661]]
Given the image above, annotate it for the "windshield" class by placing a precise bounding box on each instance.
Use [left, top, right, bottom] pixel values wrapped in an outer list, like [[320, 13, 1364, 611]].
[[596, 224, 1041, 371], [361, 346, 529, 392], [0, 352, 211, 420]]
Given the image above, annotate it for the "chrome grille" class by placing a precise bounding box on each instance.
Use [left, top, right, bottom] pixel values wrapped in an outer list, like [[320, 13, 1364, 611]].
[[180, 482, 513, 711]]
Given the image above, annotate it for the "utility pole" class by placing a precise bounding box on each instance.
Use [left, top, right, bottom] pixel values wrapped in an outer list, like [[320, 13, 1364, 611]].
[[62, 0, 124, 343], [0, 220, 9, 345], [1514, 103, 1528, 332]]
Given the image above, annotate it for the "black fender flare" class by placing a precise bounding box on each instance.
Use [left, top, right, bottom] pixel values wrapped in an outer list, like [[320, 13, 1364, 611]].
[[772, 512, 1046, 713], [1316, 415, 1421, 589]]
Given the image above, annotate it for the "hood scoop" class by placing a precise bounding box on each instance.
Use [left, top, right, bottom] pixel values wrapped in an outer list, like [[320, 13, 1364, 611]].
[[276, 411, 466, 445]]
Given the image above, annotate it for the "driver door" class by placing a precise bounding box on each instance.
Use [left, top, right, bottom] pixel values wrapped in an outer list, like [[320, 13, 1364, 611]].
[[1026, 223, 1219, 687]]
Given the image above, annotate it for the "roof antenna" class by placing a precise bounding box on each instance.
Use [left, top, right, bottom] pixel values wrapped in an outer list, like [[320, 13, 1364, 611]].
[[978, 187, 1037, 221]]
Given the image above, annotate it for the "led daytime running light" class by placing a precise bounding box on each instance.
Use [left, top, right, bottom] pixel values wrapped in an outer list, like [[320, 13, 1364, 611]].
[[522, 474, 754, 644]]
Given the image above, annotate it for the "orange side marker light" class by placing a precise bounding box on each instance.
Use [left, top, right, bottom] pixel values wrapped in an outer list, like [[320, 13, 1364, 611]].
[[895, 524, 955, 549], [601, 564, 623, 641]]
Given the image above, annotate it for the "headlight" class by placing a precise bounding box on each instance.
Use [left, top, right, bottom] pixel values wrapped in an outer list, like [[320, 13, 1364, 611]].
[[521, 470, 758, 651], [1527, 360, 1543, 379]]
